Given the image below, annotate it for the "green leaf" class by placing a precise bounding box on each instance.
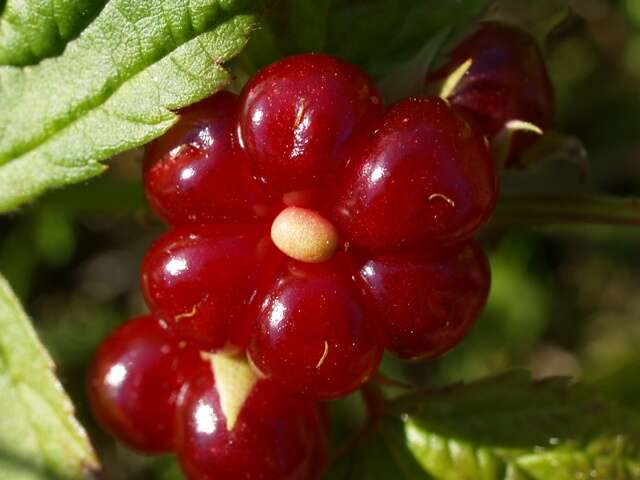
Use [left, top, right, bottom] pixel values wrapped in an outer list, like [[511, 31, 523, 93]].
[[0, 0, 108, 66], [377, 27, 450, 103], [516, 131, 588, 173], [242, 0, 489, 81], [323, 0, 490, 77], [0, 274, 98, 479], [394, 371, 640, 480], [484, 0, 571, 42], [325, 417, 433, 480], [288, 0, 332, 52], [0, 0, 255, 213]]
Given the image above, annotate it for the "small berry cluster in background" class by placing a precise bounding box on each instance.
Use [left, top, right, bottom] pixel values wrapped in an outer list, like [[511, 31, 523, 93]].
[[87, 21, 553, 480]]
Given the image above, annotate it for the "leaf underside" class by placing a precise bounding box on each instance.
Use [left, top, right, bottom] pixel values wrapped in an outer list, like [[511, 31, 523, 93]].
[[324, 417, 433, 480], [397, 371, 640, 480], [0, 274, 98, 480], [0, 0, 255, 213]]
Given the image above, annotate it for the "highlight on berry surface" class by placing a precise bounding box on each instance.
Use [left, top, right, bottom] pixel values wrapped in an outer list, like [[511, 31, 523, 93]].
[[176, 351, 326, 480]]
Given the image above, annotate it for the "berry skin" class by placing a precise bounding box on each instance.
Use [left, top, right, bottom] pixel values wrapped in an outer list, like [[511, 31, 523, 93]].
[[135, 56, 494, 403], [238, 53, 384, 195], [90, 54, 501, 480], [425, 21, 554, 167], [357, 242, 490, 360], [333, 96, 497, 252], [87, 315, 196, 453], [176, 354, 326, 480], [144, 91, 275, 225], [141, 224, 278, 350], [248, 254, 382, 399]]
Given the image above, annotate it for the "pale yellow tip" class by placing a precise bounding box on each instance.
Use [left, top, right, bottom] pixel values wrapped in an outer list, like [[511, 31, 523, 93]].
[[440, 58, 473, 99], [505, 119, 544, 135], [203, 352, 258, 432], [271, 207, 339, 263]]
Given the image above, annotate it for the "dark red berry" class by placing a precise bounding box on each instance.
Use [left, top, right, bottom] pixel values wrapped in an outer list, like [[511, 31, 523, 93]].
[[175, 353, 326, 480], [141, 223, 279, 350], [87, 315, 196, 453], [425, 21, 554, 167], [248, 254, 382, 399], [333, 96, 497, 252], [144, 91, 275, 224], [358, 242, 490, 360], [238, 53, 384, 195]]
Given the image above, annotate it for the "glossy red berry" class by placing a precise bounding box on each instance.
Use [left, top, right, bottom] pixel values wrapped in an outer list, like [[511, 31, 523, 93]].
[[87, 315, 196, 453], [141, 223, 278, 350], [333, 96, 497, 252], [176, 354, 326, 480], [358, 242, 490, 360], [425, 21, 554, 167], [248, 254, 382, 399], [238, 53, 384, 195], [144, 91, 275, 224], [134, 55, 495, 406]]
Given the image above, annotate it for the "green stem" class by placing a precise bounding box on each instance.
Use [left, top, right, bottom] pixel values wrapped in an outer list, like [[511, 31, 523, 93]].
[[361, 381, 386, 422], [374, 373, 416, 390], [492, 194, 640, 228], [326, 382, 386, 466]]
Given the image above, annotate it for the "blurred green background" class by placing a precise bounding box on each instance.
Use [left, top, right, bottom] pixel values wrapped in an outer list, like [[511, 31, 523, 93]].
[[2, 0, 640, 478]]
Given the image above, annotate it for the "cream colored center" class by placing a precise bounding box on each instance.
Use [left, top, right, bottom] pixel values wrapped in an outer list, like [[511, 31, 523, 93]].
[[270, 206, 339, 263]]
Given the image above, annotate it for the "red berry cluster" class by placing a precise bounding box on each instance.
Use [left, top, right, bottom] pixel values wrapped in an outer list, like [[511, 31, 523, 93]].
[[88, 316, 327, 479], [87, 21, 552, 480]]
